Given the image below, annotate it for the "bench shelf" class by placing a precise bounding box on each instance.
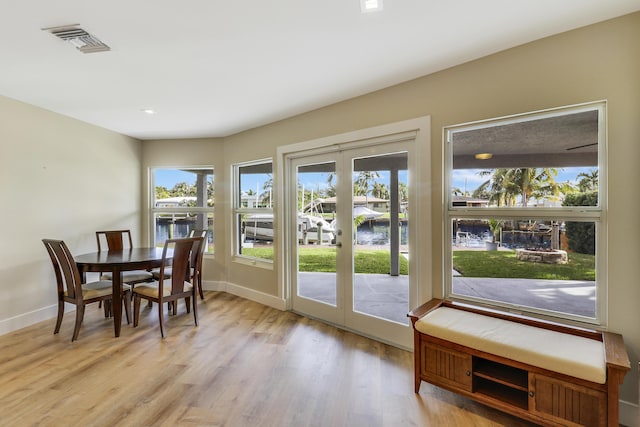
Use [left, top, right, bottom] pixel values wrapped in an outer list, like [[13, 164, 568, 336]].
[[409, 299, 630, 427], [474, 357, 528, 392]]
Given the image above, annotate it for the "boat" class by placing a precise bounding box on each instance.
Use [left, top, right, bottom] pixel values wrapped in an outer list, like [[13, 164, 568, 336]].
[[243, 213, 336, 244]]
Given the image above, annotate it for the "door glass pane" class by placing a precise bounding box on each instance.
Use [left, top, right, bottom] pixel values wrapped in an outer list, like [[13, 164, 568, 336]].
[[296, 162, 337, 306], [352, 152, 409, 324]]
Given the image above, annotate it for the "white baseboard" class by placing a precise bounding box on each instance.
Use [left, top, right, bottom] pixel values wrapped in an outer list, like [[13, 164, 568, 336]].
[[202, 280, 286, 311], [620, 400, 639, 427], [0, 304, 61, 336], [0, 282, 284, 337]]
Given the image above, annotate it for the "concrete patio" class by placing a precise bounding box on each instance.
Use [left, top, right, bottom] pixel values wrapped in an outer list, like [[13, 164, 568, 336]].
[[297, 272, 596, 324]]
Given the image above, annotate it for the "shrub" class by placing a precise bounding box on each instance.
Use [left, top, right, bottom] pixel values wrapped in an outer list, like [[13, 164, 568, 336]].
[[562, 192, 597, 255]]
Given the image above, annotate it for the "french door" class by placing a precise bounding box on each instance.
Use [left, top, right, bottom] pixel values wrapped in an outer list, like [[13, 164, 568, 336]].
[[287, 140, 414, 348]]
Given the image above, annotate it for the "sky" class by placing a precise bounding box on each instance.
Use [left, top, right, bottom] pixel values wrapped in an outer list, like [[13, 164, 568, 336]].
[[154, 169, 203, 189], [154, 166, 595, 198], [154, 168, 409, 196]]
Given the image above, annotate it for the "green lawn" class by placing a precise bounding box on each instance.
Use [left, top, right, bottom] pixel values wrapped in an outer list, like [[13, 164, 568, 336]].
[[241, 246, 409, 275], [242, 247, 594, 280], [299, 248, 409, 274], [452, 250, 595, 281]]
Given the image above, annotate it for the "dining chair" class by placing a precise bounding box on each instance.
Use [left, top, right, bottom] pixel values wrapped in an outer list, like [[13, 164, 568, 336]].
[[132, 236, 203, 338], [42, 239, 132, 341], [151, 229, 208, 299], [95, 230, 154, 286]]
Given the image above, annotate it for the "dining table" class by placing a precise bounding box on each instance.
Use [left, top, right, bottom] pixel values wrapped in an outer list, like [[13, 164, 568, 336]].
[[75, 247, 167, 337]]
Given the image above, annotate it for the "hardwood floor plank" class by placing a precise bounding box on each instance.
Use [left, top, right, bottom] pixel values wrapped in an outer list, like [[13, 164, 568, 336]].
[[0, 292, 537, 426]]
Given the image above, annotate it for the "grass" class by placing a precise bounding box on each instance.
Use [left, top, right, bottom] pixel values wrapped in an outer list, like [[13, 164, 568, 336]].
[[452, 250, 595, 281], [240, 247, 274, 260], [241, 246, 409, 275], [242, 247, 594, 281]]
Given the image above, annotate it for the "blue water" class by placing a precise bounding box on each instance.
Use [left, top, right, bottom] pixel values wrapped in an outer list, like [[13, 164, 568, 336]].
[[156, 219, 407, 246]]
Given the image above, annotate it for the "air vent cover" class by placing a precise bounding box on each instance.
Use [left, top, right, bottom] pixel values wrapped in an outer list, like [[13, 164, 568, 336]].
[[43, 24, 110, 54]]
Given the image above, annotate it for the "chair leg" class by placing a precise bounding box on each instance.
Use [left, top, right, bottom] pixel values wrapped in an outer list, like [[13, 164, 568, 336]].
[[192, 292, 199, 327], [158, 302, 165, 338], [104, 300, 111, 318], [122, 292, 131, 325], [133, 295, 141, 327], [72, 304, 85, 341], [54, 301, 64, 334], [168, 301, 176, 315], [197, 274, 204, 300], [185, 297, 191, 314]]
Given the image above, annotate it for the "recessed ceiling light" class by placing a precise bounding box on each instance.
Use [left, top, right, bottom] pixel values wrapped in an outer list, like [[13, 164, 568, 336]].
[[360, 0, 383, 13], [474, 153, 493, 160], [141, 109, 156, 115]]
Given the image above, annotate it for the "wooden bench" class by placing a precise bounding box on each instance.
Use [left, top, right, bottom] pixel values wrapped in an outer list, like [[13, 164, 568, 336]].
[[408, 299, 630, 427]]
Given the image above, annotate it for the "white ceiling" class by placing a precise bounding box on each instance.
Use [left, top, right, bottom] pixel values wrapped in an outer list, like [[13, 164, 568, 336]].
[[1, 1, 639, 140]]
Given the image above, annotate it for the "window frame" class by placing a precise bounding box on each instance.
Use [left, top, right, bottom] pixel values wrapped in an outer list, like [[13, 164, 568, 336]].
[[232, 159, 274, 266], [443, 101, 607, 326], [149, 166, 214, 254]]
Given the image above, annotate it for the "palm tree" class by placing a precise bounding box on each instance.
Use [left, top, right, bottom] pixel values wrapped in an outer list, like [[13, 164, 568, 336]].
[[476, 168, 559, 207], [510, 168, 559, 207], [325, 172, 336, 198], [170, 182, 196, 197], [476, 169, 518, 206], [398, 182, 408, 203], [354, 171, 380, 197], [371, 182, 390, 200], [577, 169, 598, 192], [260, 175, 273, 207]]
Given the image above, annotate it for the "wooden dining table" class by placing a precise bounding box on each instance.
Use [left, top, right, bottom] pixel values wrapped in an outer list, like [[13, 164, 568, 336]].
[[75, 247, 166, 337]]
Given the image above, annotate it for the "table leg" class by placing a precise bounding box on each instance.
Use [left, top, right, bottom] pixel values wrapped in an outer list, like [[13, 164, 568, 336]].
[[112, 266, 122, 337]]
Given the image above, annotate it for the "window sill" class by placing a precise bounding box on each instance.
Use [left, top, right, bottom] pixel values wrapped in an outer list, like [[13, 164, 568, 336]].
[[232, 256, 274, 270]]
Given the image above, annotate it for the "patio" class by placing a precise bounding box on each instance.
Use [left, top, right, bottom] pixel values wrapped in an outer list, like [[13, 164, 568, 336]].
[[298, 272, 596, 324]]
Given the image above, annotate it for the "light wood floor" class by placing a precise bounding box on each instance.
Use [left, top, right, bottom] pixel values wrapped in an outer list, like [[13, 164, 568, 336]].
[[0, 292, 538, 427]]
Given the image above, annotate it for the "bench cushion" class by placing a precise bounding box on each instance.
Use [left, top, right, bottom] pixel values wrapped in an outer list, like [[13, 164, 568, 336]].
[[415, 307, 606, 384]]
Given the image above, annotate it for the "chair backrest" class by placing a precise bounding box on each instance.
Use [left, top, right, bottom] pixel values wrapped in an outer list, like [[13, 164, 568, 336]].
[[189, 229, 208, 238], [157, 237, 204, 297], [42, 239, 83, 301], [189, 229, 208, 267], [96, 230, 133, 251]]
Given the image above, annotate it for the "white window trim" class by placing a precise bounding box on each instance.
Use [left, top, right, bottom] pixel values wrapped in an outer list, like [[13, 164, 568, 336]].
[[276, 116, 430, 309], [443, 101, 607, 327]]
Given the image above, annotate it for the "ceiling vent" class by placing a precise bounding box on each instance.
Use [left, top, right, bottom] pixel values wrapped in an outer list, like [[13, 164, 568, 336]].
[[42, 24, 110, 54]]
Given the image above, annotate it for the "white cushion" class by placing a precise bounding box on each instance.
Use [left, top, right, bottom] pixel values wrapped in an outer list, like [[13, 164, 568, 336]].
[[415, 307, 606, 384], [150, 267, 195, 279], [101, 270, 153, 283], [134, 280, 193, 299]]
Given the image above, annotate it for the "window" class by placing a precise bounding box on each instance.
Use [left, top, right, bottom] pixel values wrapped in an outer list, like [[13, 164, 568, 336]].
[[151, 167, 214, 253], [233, 160, 274, 263], [444, 101, 606, 325]]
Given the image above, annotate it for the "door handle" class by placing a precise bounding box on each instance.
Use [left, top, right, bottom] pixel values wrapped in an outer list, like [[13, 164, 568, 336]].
[[336, 242, 343, 248]]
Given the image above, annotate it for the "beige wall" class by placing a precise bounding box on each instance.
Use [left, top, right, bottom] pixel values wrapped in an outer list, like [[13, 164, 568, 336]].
[[0, 95, 142, 332], [211, 12, 640, 405]]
